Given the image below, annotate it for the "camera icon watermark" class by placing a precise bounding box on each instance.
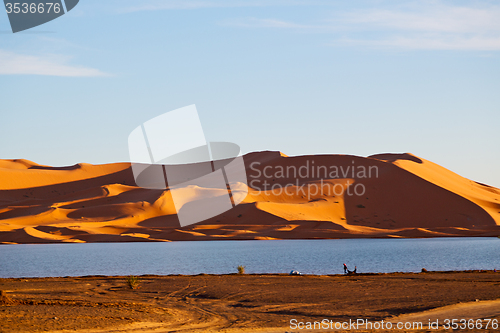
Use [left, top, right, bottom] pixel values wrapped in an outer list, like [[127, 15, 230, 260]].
[[128, 105, 248, 227], [4, 0, 79, 33]]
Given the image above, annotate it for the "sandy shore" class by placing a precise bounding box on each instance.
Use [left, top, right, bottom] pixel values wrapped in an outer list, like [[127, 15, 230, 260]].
[[1, 271, 500, 332]]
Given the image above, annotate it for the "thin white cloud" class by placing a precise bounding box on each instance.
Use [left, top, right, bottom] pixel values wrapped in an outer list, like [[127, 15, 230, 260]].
[[225, 2, 500, 51], [0, 50, 110, 77], [344, 6, 500, 34], [340, 4, 500, 50], [121, 0, 310, 13], [338, 36, 500, 51], [222, 18, 313, 29]]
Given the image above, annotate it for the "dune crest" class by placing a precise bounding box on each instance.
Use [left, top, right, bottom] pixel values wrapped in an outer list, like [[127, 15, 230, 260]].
[[0, 151, 498, 243]]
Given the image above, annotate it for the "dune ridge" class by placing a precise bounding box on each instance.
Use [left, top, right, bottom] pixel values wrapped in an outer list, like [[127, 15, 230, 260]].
[[0, 151, 499, 244]]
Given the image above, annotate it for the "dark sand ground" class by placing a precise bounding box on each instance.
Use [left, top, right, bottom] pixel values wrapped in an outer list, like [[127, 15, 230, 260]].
[[1, 271, 500, 332]]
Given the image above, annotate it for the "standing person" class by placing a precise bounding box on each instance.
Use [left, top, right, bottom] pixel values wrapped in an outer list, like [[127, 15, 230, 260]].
[[343, 263, 348, 274]]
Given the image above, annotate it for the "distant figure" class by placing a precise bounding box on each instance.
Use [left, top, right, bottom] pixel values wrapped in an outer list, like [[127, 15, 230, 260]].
[[290, 270, 300, 275], [343, 263, 348, 274], [347, 266, 357, 275]]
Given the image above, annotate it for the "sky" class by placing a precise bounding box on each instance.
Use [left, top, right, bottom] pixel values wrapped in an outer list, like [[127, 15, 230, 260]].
[[0, 0, 499, 187]]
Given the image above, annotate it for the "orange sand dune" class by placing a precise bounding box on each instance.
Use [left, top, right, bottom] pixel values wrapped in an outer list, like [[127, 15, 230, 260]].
[[0, 152, 499, 244]]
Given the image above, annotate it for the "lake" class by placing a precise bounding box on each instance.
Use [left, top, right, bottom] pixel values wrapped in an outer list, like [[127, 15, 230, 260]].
[[0, 237, 499, 278]]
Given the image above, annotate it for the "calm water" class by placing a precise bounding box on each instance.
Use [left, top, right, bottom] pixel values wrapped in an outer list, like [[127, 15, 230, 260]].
[[0, 238, 499, 278]]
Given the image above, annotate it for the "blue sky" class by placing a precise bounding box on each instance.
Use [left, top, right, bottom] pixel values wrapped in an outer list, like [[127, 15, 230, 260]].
[[1, 0, 499, 187]]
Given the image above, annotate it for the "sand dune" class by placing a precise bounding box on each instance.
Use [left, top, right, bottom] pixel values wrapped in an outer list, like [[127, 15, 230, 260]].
[[0, 152, 499, 243]]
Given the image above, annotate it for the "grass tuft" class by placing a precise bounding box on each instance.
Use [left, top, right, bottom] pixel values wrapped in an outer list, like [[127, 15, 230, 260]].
[[126, 275, 140, 289], [237, 265, 246, 274]]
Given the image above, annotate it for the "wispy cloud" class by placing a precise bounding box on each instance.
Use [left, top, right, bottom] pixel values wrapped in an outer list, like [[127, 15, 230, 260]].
[[340, 4, 500, 50], [224, 2, 500, 51], [343, 6, 500, 34], [120, 0, 309, 13], [0, 50, 110, 77], [338, 36, 500, 51], [222, 18, 313, 29]]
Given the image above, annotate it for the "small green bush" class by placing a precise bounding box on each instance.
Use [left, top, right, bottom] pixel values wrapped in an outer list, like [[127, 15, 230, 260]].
[[237, 265, 245, 274], [126, 275, 140, 289]]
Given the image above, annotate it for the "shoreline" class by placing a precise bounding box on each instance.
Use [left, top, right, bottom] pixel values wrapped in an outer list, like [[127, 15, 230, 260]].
[[1, 235, 499, 246], [1, 269, 498, 280], [1, 270, 500, 332], [1, 234, 500, 246]]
